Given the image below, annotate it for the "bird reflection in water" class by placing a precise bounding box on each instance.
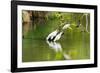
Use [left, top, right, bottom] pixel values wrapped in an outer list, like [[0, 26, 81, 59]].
[[46, 40, 71, 60]]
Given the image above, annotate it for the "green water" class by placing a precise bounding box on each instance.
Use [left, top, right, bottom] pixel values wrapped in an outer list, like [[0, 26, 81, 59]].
[[22, 12, 90, 62]]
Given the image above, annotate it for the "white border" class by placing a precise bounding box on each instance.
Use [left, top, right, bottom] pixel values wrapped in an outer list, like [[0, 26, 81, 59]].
[[17, 5, 94, 68]]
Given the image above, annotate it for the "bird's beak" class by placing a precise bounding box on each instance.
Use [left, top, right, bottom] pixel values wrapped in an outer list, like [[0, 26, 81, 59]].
[[68, 27, 72, 30]]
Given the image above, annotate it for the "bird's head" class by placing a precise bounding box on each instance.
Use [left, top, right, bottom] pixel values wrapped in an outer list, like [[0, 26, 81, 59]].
[[62, 24, 70, 30], [62, 24, 72, 30]]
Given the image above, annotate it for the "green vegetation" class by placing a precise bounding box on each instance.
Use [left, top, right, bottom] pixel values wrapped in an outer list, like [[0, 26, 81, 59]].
[[22, 11, 90, 62]]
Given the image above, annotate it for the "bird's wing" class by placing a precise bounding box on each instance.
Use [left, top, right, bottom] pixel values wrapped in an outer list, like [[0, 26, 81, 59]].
[[54, 32, 63, 41], [46, 30, 58, 40]]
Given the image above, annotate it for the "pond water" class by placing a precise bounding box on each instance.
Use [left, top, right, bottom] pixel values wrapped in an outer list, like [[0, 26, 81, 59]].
[[22, 13, 90, 62]]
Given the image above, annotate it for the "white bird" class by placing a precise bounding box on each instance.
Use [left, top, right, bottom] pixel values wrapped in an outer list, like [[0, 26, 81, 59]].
[[46, 24, 71, 41]]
